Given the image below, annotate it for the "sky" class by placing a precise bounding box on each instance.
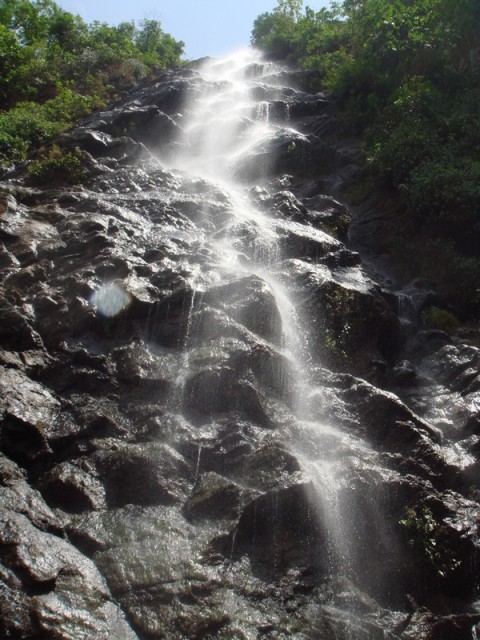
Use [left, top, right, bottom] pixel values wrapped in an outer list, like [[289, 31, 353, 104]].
[[55, 0, 330, 60]]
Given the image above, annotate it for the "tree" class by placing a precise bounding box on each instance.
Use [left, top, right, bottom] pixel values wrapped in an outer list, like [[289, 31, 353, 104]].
[[0, 0, 184, 163], [275, 0, 303, 21]]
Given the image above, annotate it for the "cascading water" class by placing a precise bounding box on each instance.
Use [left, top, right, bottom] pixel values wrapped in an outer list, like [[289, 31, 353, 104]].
[[163, 50, 301, 407], [159, 49, 393, 617]]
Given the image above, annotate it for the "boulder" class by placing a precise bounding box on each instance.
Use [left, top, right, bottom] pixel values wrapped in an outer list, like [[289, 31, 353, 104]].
[[234, 129, 338, 182], [183, 471, 244, 522], [232, 481, 324, 579], [276, 259, 401, 375], [101, 442, 192, 507], [0, 497, 136, 639]]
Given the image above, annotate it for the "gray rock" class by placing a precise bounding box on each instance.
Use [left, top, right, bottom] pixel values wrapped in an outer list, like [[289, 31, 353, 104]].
[[0, 509, 137, 639], [183, 471, 244, 522], [101, 442, 192, 507]]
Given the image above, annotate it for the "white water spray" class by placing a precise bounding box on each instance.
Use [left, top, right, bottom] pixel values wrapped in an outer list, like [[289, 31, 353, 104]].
[[159, 48, 377, 601]]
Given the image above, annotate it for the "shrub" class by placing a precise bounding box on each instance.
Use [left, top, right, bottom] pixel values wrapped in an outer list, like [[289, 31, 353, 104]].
[[407, 157, 480, 229], [26, 146, 89, 185], [0, 101, 59, 161], [0, 90, 95, 162], [421, 306, 460, 334], [419, 240, 480, 317], [400, 506, 461, 579], [0, 1, 184, 166]]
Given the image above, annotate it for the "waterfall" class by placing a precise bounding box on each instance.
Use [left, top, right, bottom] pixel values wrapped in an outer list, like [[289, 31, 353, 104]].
[[4, 42, 480, 640], [160, 49, 384, 605], [163, 50, 301, 412]]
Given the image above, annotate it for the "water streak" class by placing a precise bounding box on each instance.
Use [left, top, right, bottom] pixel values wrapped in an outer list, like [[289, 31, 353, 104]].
[[159, 47, 373, 609]]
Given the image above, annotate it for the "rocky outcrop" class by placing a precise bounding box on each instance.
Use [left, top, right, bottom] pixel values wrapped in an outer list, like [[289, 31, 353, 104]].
[[1, 53, 479, 639]]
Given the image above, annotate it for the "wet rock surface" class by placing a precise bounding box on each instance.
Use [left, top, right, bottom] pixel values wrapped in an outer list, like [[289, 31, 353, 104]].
[[1, 52, 479, 639]]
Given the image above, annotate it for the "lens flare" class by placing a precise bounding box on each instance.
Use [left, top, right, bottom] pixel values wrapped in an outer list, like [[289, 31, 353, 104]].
[[91, 284, 131, 317]]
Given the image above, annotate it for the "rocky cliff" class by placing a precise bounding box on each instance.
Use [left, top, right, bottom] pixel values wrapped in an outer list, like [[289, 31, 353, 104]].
[[1, 51, 479, 640]]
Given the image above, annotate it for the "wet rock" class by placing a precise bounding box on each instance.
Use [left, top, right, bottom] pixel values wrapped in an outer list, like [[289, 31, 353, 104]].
[[101, 442, 192, 507], [235, 129, 337, 182], [401, 609, 480, 640], [302, 194, 352, 240], [276, 218, 342, 260], [235, 441, 302, 490], [334, 378, 465, 491], [0, 511, 137, 639], [38, 461, 106, 513], [0, 453, 63, 533], [130, 77, 193, 113], [2, 52, 480, 639], [233, 481, 323, 579], [0, 349, 24, 369], [59, 127, 150, 163], [0, 581, 36, 640], [183, 471, 245, 522], [0, 303, 44, 350], [387, 359, 417, 386], [128, 284, 197, 348], [0, 366, 59, 465], [72, 506, 211, 639], [184, 366, 274, 427], [277, 259, 400, 375], [288, 93, 331, 118], [203, 274, 283, 344], [112, 342, 172, 400], [94, 104, 181, 149], [422, 343, 480, 393]]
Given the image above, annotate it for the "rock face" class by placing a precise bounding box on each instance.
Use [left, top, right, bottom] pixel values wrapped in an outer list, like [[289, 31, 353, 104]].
[[1, 50, 479, 639]]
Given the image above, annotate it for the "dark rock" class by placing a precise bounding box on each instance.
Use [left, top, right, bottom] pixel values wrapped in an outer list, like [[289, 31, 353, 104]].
[[288, 94, 330, 118], [233, 481, 324, 579], [235, 129, 338, 182], [401, 609, 480, 640], [0, 303, 43, 350], [101, 442, 192, 507], [184, 367, 274, 427], [276, 259, 401, 375], [203, 274, 283, 343], [95, 105, 181, 149], [0, 511, 137, 639], [133, 77, 193, 112], [340, 378, 441, 446], [276, 217, 342, 260], [387, 359, 417, 386], [59, 127, 150, 163], [0, 366, 58, 465], [235, 441, 302, 489], [301, 193, 352, 240], [183, 471, 244, 522], [73, 506, 209, 638], [0, 453, 63, 534], [38, 461, 105, 512]]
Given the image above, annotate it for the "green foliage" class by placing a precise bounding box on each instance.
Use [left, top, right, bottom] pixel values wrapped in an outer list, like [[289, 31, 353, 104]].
[[26, 145, 89, 185], [400, 506, 461, 578], [251, 11, 298, 59], [0, 90, 95, 161], [276, 0, 303, 20], [0, 0, 184, 165], [421, 306, 460, 334], [252, 0, 480, 318], [0, 101, 59, 160], [419, 240, 480, 316], [408, 157, 480, 228]]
